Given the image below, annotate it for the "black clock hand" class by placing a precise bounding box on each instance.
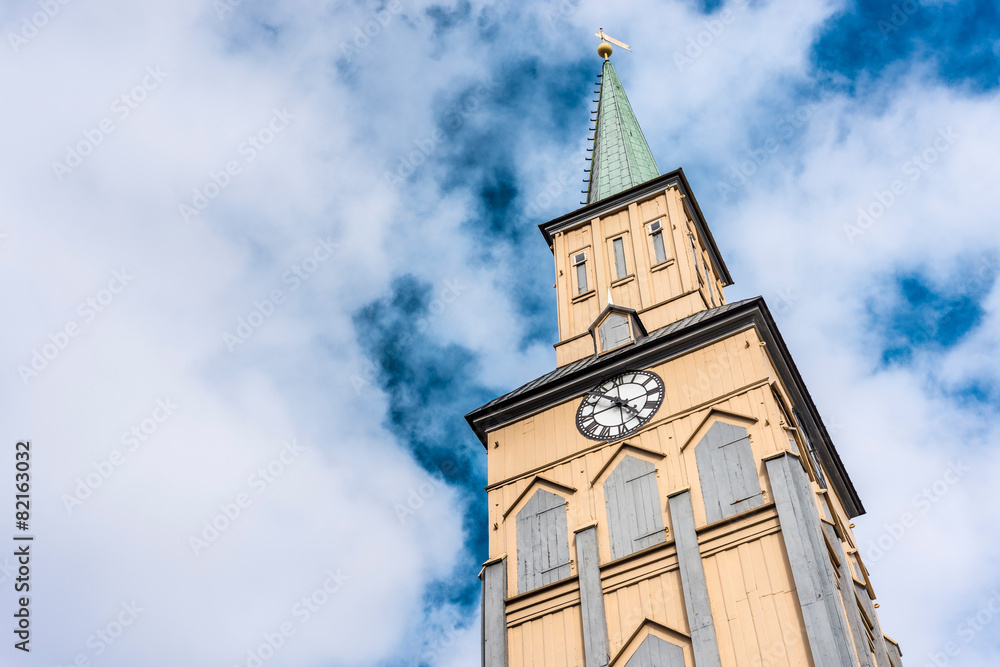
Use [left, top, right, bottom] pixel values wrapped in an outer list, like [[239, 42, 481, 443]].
[[591, 402, 624, 417], [610, 386, 641, 417], [618, 401, 640, 417]]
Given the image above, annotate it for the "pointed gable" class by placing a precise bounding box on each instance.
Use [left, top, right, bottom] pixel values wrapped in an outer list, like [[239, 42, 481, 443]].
[[588, 303, 648, 355]]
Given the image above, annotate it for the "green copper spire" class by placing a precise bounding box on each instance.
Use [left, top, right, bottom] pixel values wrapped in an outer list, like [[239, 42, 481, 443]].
[[586, 59, 660, 205]]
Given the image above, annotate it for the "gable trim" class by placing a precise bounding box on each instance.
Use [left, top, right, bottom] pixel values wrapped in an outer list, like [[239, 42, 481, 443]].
[[679, 407, 758, 451], [590, 442, 666, 486], [502, 476, 577, 519], [609, 618, 691, 667]]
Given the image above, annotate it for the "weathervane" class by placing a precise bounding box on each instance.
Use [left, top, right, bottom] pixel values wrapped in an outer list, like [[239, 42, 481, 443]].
[[595, 27, 631, 59]]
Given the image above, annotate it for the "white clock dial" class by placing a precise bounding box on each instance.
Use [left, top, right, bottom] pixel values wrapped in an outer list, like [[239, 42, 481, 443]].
[[575, 370, 665, 441]]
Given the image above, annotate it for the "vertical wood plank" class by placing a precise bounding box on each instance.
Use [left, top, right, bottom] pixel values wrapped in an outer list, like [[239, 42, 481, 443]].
[[483, 558, 508, 667], [765, 453, 859, 667], [668, 489, 723, 667], [575, 526, 610, 667]]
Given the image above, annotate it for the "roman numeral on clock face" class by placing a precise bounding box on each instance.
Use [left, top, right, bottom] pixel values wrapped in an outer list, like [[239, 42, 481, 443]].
[[576, 370, 664, 441]]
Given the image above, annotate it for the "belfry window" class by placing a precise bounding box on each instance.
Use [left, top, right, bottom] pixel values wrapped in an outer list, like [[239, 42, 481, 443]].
[[573, 251, 589, 295], [612, 237, 627, 279], [649, 220, 667, 264]]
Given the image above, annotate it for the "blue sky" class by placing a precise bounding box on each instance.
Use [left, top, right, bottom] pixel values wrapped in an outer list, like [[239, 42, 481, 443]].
[[1, 0, 999, 665]]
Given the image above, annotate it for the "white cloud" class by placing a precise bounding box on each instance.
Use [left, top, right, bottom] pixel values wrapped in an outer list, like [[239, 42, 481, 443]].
[[1, 0, 997, 664]]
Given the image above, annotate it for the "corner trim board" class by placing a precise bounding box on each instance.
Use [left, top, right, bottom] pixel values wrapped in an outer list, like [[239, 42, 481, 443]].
[[667, 490, 723, 667]]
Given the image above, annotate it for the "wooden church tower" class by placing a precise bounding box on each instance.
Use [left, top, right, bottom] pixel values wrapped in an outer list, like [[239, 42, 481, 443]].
[[465, 33, 905, 667]]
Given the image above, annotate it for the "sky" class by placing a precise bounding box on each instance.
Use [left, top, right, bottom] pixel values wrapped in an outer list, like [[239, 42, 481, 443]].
[[0, 0, 998, 665]]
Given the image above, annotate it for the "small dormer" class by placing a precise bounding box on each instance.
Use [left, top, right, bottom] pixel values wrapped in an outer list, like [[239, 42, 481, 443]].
[[588, 303, 648, 356]]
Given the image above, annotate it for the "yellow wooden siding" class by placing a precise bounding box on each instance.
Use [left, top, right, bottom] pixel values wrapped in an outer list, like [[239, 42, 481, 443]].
[[703, 533, 813, 667], [487, 321, 881, 666], [604, 570, 690, 655], [492, 329, 772, 487], [551, 187, 727, 366], [489, 328, 822, 579], [507, 604, 586, 667]]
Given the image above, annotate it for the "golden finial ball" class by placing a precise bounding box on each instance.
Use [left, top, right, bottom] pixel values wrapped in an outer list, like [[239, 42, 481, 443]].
[[597, 42, 613, 59]]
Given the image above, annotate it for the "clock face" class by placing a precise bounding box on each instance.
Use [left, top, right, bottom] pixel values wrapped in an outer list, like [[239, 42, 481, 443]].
[[576, 370, 665, 441]]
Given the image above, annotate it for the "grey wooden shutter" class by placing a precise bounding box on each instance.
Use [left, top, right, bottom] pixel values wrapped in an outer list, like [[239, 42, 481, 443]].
[[599, 313, 632, 351], [695, 422, 764, 524], [516, 489, 571, 593], [625, 635, 686, 667], [604, 456, 666, 559]]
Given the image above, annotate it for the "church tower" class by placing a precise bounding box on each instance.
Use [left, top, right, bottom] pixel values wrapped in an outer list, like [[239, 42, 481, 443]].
[[467, 35, 904, 667]]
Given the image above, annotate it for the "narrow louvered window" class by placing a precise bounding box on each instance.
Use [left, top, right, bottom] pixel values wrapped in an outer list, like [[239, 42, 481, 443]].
[[573, 252, 588, 295], [612, 237, 627, 279], [651, 223, 667, 264]]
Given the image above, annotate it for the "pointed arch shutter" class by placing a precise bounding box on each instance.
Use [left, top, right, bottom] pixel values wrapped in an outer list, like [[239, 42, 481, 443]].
[[516, 489, 571, 593], [695, 422, 764, 524], [604, 455, 666, 559]]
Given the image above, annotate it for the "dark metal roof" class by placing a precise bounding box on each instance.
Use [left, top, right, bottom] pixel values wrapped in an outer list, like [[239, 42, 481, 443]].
[[473, 299, 754, 414]]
